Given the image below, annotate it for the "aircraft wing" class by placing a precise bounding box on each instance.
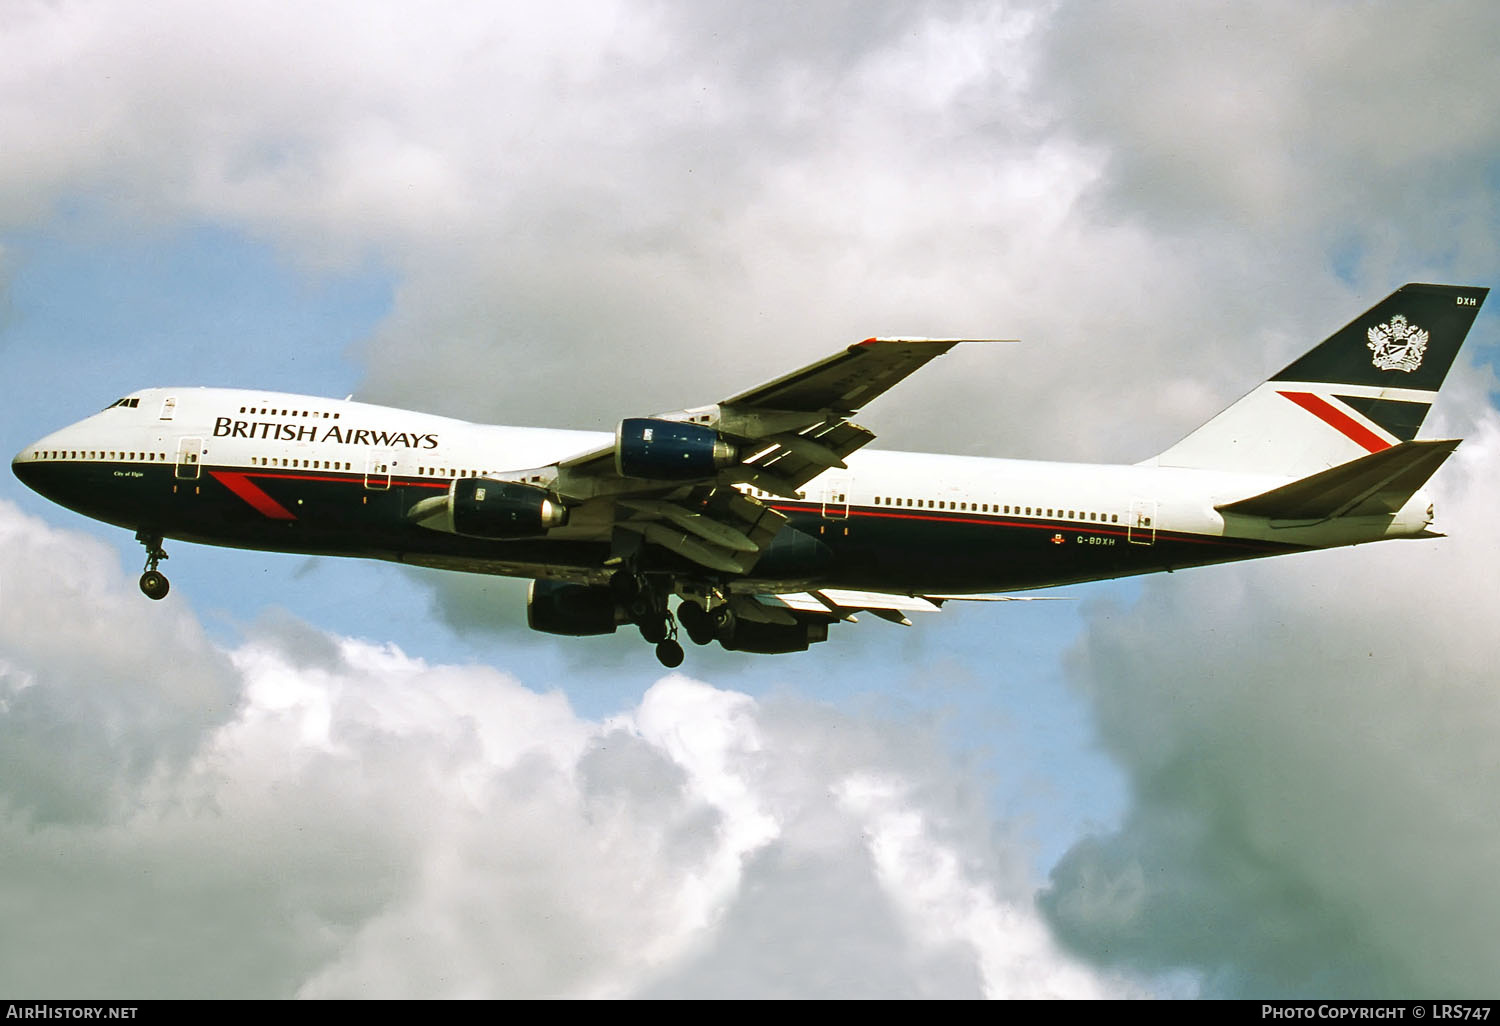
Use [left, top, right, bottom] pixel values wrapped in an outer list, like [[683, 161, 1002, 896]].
[[530, 338, 988, 576], [717, 337, 974, 413]]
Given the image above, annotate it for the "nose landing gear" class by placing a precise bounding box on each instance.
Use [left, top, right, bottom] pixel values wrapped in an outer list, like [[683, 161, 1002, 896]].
[[135, 529, 170, 600]]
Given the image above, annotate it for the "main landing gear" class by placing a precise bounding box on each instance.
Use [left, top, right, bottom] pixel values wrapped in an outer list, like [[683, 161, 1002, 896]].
[[609, 569, 739, 668], [135, 529, 170, 600], [675, 599, 732, 647], [610, 569, 685, 668]]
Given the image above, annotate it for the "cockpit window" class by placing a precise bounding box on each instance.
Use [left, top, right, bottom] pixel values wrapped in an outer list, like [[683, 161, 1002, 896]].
[[102, 398, 141, 410]]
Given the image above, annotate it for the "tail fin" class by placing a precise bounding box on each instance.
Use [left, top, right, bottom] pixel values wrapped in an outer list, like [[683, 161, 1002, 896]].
[[1152, 283, 1487, 476]]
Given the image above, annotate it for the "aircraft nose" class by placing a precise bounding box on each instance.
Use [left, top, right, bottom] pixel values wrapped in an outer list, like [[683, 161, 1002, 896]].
[[12, 444, 44, 491]]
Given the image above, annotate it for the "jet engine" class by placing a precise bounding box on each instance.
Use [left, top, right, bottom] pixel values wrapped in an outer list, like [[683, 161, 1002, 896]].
[[411, 478, 568, 539], [526, 580, 623, 636], [615, 418, 737, 480], [718, 616, 831, 654]]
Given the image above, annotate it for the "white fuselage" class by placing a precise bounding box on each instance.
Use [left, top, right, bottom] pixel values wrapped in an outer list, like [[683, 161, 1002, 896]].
[[14, 386, 1437, 579]]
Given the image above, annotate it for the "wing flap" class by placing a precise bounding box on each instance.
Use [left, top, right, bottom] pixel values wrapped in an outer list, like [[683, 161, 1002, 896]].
[[736, 419, 876, 493], [616, 498, 760, 551]]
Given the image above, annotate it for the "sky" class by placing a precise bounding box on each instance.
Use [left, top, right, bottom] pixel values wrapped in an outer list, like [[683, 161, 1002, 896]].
[[2, 0, 1500, 1000]]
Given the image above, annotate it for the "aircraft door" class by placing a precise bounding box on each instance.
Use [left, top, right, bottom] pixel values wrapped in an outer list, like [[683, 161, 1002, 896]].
[[1127, 499, 1157, 545], [821, 479, 851, 520], [364, 452, 392, 491], [174, 436, 203, 480]]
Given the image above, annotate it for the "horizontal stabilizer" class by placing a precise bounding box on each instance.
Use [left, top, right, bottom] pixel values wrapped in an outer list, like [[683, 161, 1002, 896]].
[[762, 590, 1068, 626], [769, 590, 942, 617], [1216, 438, 1459, 521], [922, 593, 1072, 603]]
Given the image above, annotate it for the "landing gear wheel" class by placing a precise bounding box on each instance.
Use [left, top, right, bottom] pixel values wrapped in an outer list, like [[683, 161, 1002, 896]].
[[711, 604, 736, 639], [677, 602, 716, 646], [638, 615, 670, 645], [655, 639, 684, 668], [139, 570, 170, 600]]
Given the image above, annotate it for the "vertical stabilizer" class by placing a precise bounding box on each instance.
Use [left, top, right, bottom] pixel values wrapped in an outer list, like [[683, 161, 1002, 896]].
[[1152, 283, 1487, 476]]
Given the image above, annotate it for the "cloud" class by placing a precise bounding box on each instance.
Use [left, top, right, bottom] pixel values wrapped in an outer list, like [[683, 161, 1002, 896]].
[[1042, 408, 1500, 997], [1042, 4, 1500, 249], [5, 2, 1495, 457], [0, 501, 1120, 997], [0, 1, 1208, 462], [0, 501, 241, 824], [5, 0, 1500, 998], [14, 2, 1490, 508]]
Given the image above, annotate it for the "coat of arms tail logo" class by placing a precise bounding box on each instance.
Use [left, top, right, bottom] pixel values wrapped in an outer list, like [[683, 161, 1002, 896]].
[[1368, 314, 1428, 372]]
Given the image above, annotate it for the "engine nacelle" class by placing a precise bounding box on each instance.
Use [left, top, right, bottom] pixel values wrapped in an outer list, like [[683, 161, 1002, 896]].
[[719, 616, 831, 654], [450, 478, 568, 539], [615, 418, 737, 480], [526, 580, 623, 636]]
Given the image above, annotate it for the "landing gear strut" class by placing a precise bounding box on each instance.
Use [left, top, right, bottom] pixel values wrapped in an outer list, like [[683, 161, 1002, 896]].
[[135, 529, 170, 600]]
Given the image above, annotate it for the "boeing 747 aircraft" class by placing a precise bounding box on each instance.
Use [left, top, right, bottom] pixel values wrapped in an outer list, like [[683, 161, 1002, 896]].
[[12, 284, 1487, 666]]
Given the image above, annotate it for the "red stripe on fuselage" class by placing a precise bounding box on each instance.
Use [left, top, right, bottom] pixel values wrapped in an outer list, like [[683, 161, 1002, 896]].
[[210, 471, 298, 520], [768, 504, 1288, 551], [1276, 391, 1392, 453]]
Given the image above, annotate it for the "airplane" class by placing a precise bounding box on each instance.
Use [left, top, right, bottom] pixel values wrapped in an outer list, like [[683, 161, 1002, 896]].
[[11, 283, 1488, 667]]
